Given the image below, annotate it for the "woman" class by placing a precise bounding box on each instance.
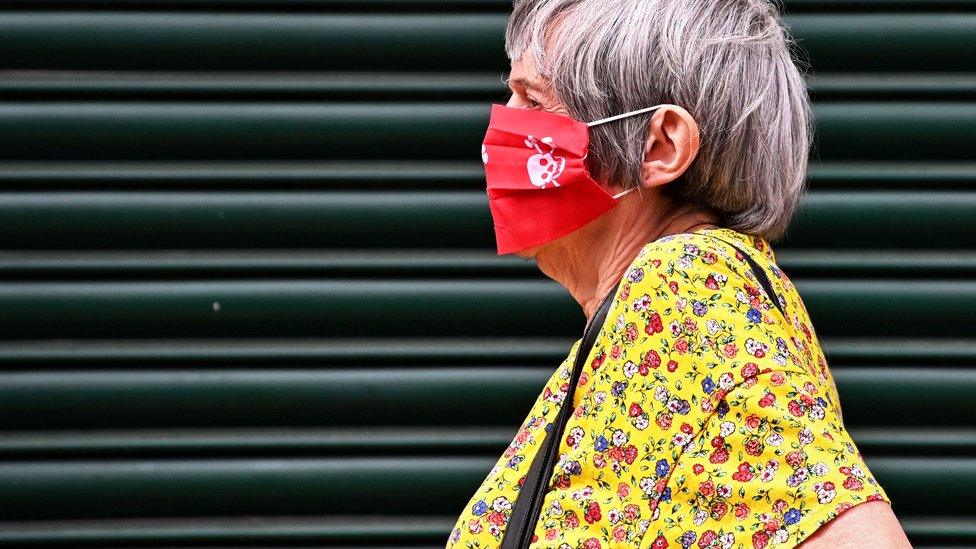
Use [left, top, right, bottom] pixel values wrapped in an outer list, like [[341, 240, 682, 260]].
[[449, 0, 910, 547]]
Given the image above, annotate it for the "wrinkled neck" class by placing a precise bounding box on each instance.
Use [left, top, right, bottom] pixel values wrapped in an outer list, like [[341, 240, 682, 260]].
[[535, 195, 719, 324]]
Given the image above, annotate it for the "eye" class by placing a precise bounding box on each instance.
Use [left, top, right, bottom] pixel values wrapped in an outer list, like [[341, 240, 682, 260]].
[[525, 96, 542, 109]]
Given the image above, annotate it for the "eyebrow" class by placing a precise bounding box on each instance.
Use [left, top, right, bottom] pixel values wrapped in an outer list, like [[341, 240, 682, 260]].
[[506, 76, 548, 92]]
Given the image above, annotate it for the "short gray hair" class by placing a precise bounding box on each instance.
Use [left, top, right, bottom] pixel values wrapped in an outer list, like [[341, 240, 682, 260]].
[[505, 0, 813, 242]]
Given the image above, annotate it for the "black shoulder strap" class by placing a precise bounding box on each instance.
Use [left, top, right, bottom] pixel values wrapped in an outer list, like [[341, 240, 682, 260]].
[[500, 284, 619, 548], [700, 234, 786, 319]]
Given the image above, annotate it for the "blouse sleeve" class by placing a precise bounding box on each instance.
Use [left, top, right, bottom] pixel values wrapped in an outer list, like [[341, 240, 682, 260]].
[[651, 362, 892, 549]]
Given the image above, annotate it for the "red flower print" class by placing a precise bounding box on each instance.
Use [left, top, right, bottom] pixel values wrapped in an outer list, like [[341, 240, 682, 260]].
[[593, 453, 606, 469], [709, 449, 730, 463], [656, 412, 673, 429], [699, 480, 715, 497], [565, 510, 580, 529], [611, 344, 622, 360], [745, 437, 763, 456], [770, 372, 785, 386], [642, 349, 662, 369], [584, 539, 601, 549], [652, 534, 669, 549], [624, 444, 638, 464], [773, 499, 788, 513], [646, 312, 664, 334], [710, 502, 728, 520], [723, 342, 738, 358], [590, 351, 605, 370], [735, 502, 750, 519], [699, 530, 718, 547], [732, 461, 754, 481], [711, 436, 725, 448], [681, 422, 694, 434], [613, 525, 627, 541], [788, 400, 804, 417], [667, 359, 679, 372], [758, 392, 776, 407], [741, 362, 759, 379], [843, 476, 864, 491], [624, 323, 638, 343], [546, 528, 558, 540], [745, 413, 761, 430], [669, 281, 679, 294], [584, 501, 602, 523], [868, 493, 885, 502], [487, 511, 505, 525], [554, 474, 571, 489], [629, 402, 643, 417], [752, 530, 769, 549], [823, 481, 835, 492], [652, 259, 661, 267], [624, 503, 640, 520], [675, 338, 689, 354], [617, 482, 630, 498], [705, 274, 719, 290], [693, 463, 705, 475], [786, 451, 806, 467]]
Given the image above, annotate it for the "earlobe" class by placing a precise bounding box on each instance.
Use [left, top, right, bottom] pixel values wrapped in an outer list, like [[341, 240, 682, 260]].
[[641, 105, 701, 189]]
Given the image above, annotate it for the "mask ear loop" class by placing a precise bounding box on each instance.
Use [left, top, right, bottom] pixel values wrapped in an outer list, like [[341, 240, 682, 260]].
[[586, 104, 668, 127]]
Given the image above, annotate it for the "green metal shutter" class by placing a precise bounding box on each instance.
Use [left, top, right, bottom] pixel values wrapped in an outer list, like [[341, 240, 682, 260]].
[[0, 0, 973, 546]]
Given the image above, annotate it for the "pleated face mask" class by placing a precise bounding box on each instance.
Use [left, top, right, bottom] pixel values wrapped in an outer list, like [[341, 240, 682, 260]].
[[481, 102, 666, 255]]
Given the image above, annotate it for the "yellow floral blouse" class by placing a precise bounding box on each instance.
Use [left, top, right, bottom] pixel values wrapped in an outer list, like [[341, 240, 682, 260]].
[[447, 227, 891, 549]]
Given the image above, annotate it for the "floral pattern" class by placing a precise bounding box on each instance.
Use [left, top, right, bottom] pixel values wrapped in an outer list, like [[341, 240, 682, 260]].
[[447, 227, 890, 549]]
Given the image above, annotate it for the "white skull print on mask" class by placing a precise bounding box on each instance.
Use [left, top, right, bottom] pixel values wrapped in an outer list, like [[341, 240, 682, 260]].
[[524, 135, 566, 188]]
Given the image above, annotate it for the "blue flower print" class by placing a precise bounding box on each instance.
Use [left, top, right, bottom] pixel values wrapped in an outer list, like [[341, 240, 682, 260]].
[[595, 435, 609, 452], [656, 458, 670, 477], [747, 307, 762, 323], [612, 380, 627, 398], [784, 508, 801, 525], [702, 375, 715, 394], [471, 500, 488, 516]]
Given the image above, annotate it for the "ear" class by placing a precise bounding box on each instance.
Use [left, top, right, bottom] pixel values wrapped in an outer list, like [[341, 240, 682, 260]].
[[640, 105, 700, 189]]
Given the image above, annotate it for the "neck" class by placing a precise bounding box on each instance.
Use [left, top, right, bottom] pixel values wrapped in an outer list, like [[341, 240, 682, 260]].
[[535, 192, 719, 324]]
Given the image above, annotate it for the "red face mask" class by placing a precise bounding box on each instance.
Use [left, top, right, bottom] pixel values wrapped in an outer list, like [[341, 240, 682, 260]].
[[481, 102, 666, 255]]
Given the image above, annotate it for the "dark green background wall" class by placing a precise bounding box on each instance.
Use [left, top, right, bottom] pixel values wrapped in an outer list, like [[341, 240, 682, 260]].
[[0, 0, 973, 546]]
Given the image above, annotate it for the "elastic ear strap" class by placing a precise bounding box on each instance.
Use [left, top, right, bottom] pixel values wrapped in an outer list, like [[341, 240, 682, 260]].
[[586, 104, 667, 127], [611, 187, 637, 199]]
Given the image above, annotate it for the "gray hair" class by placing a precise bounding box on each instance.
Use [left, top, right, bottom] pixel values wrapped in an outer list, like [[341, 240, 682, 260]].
[[505, 0, 813, 242]]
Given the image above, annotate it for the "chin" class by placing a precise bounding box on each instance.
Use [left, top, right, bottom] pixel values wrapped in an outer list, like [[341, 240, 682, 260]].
[[514, 247, 539, 259]]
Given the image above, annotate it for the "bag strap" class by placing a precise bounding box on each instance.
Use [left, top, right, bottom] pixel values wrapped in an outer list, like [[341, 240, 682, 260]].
[[698, 233, 786, 319], [500, 284, 619, 549]]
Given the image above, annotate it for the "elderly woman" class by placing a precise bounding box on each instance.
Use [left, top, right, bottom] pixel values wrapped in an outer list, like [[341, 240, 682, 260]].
[[449, 0, 911, 548]]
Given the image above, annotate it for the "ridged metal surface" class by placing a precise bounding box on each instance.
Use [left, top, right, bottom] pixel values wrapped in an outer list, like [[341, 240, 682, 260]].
[[0, 0, 973, 546]]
